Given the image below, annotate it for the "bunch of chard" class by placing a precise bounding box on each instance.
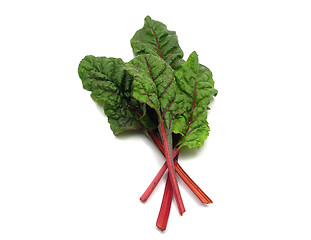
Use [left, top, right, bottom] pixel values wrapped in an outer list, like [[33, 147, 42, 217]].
[[78, 16, 217, 231]]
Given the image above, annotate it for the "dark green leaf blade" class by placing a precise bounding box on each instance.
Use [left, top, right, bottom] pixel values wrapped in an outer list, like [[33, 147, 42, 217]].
[[78, 55, 144, 135], [131, 16, 184, 70], [173, 51, 217, 149], [125, 54, 184, 131]]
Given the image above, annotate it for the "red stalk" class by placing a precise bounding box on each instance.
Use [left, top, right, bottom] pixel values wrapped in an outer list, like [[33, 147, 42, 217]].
[[140, 163, 167, 202], [140, 153, 212, 204], [174, 161, 213, 204], [156, 174, 173, 231], [143, 116, 211, 230], [156, 154, 179, 230], [150, 132, 178, 159], [159, 120, 185, 215], [156, 155, 213, 231]]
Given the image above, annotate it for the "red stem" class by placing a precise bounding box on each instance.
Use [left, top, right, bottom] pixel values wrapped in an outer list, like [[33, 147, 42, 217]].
[[145, 127, 212, 231], [140, 163, 167, 202], [156, 174, 173, 231], [159, 120, 185, 215], [140, 147, 212, 204], [156, 154, 179, 231], [175, 161, 213, 204], [156, 154, 213, 231]]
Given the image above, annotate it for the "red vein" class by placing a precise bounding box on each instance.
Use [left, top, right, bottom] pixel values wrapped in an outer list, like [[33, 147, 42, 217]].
[[161, 94, 176, 117], [128, 100, 142, 117], [178, 86, 193, 100], [144, 56, 155, 81], [184, 79, 198, 135], [137, 81, 156, 106], [160, 39, 169, 50], [185, 125, 202, 137], [195, 95, 210, 108], [154, 63, 167, 81], [170, 57, 179, 68], [191, 109, 207, 126], [159, 76, 174, 99], [149, 24, 162, 58], [165, 45, 178, 56]]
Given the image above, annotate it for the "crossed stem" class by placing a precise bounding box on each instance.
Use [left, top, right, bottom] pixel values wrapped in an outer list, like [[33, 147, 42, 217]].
[[142, 131, 213, 230]]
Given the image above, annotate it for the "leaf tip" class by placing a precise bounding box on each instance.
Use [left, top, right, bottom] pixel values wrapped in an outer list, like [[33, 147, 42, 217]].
[[187, 51, 199, 73], [144, 15, 152, 24]]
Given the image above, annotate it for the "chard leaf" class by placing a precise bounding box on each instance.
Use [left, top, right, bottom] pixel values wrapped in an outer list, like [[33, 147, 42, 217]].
[[78, 55, 146, 135], [125, 54, 184, 131], [131, 16, 184, 70], [173, 52, 218, 149]]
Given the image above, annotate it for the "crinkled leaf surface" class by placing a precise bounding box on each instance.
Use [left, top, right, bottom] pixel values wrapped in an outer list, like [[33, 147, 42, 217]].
[[125, 54, 184, 131], [131, 16, 184, 70], [78, 55, 146, 135], [173, 52, 218, 149]]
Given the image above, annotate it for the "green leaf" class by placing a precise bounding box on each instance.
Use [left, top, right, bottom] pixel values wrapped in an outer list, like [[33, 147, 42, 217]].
[[131, 16, 184, 70], [173, 52, 217, 149], [78, 55, 145, 135], [125, 54, 184, 131]]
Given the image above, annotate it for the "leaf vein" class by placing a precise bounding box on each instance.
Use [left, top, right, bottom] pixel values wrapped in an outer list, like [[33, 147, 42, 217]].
[[159, 76, 174, 100]]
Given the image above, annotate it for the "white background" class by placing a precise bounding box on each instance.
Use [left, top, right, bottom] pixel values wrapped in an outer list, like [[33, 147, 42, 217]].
[[1, 0, 311, 239]]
